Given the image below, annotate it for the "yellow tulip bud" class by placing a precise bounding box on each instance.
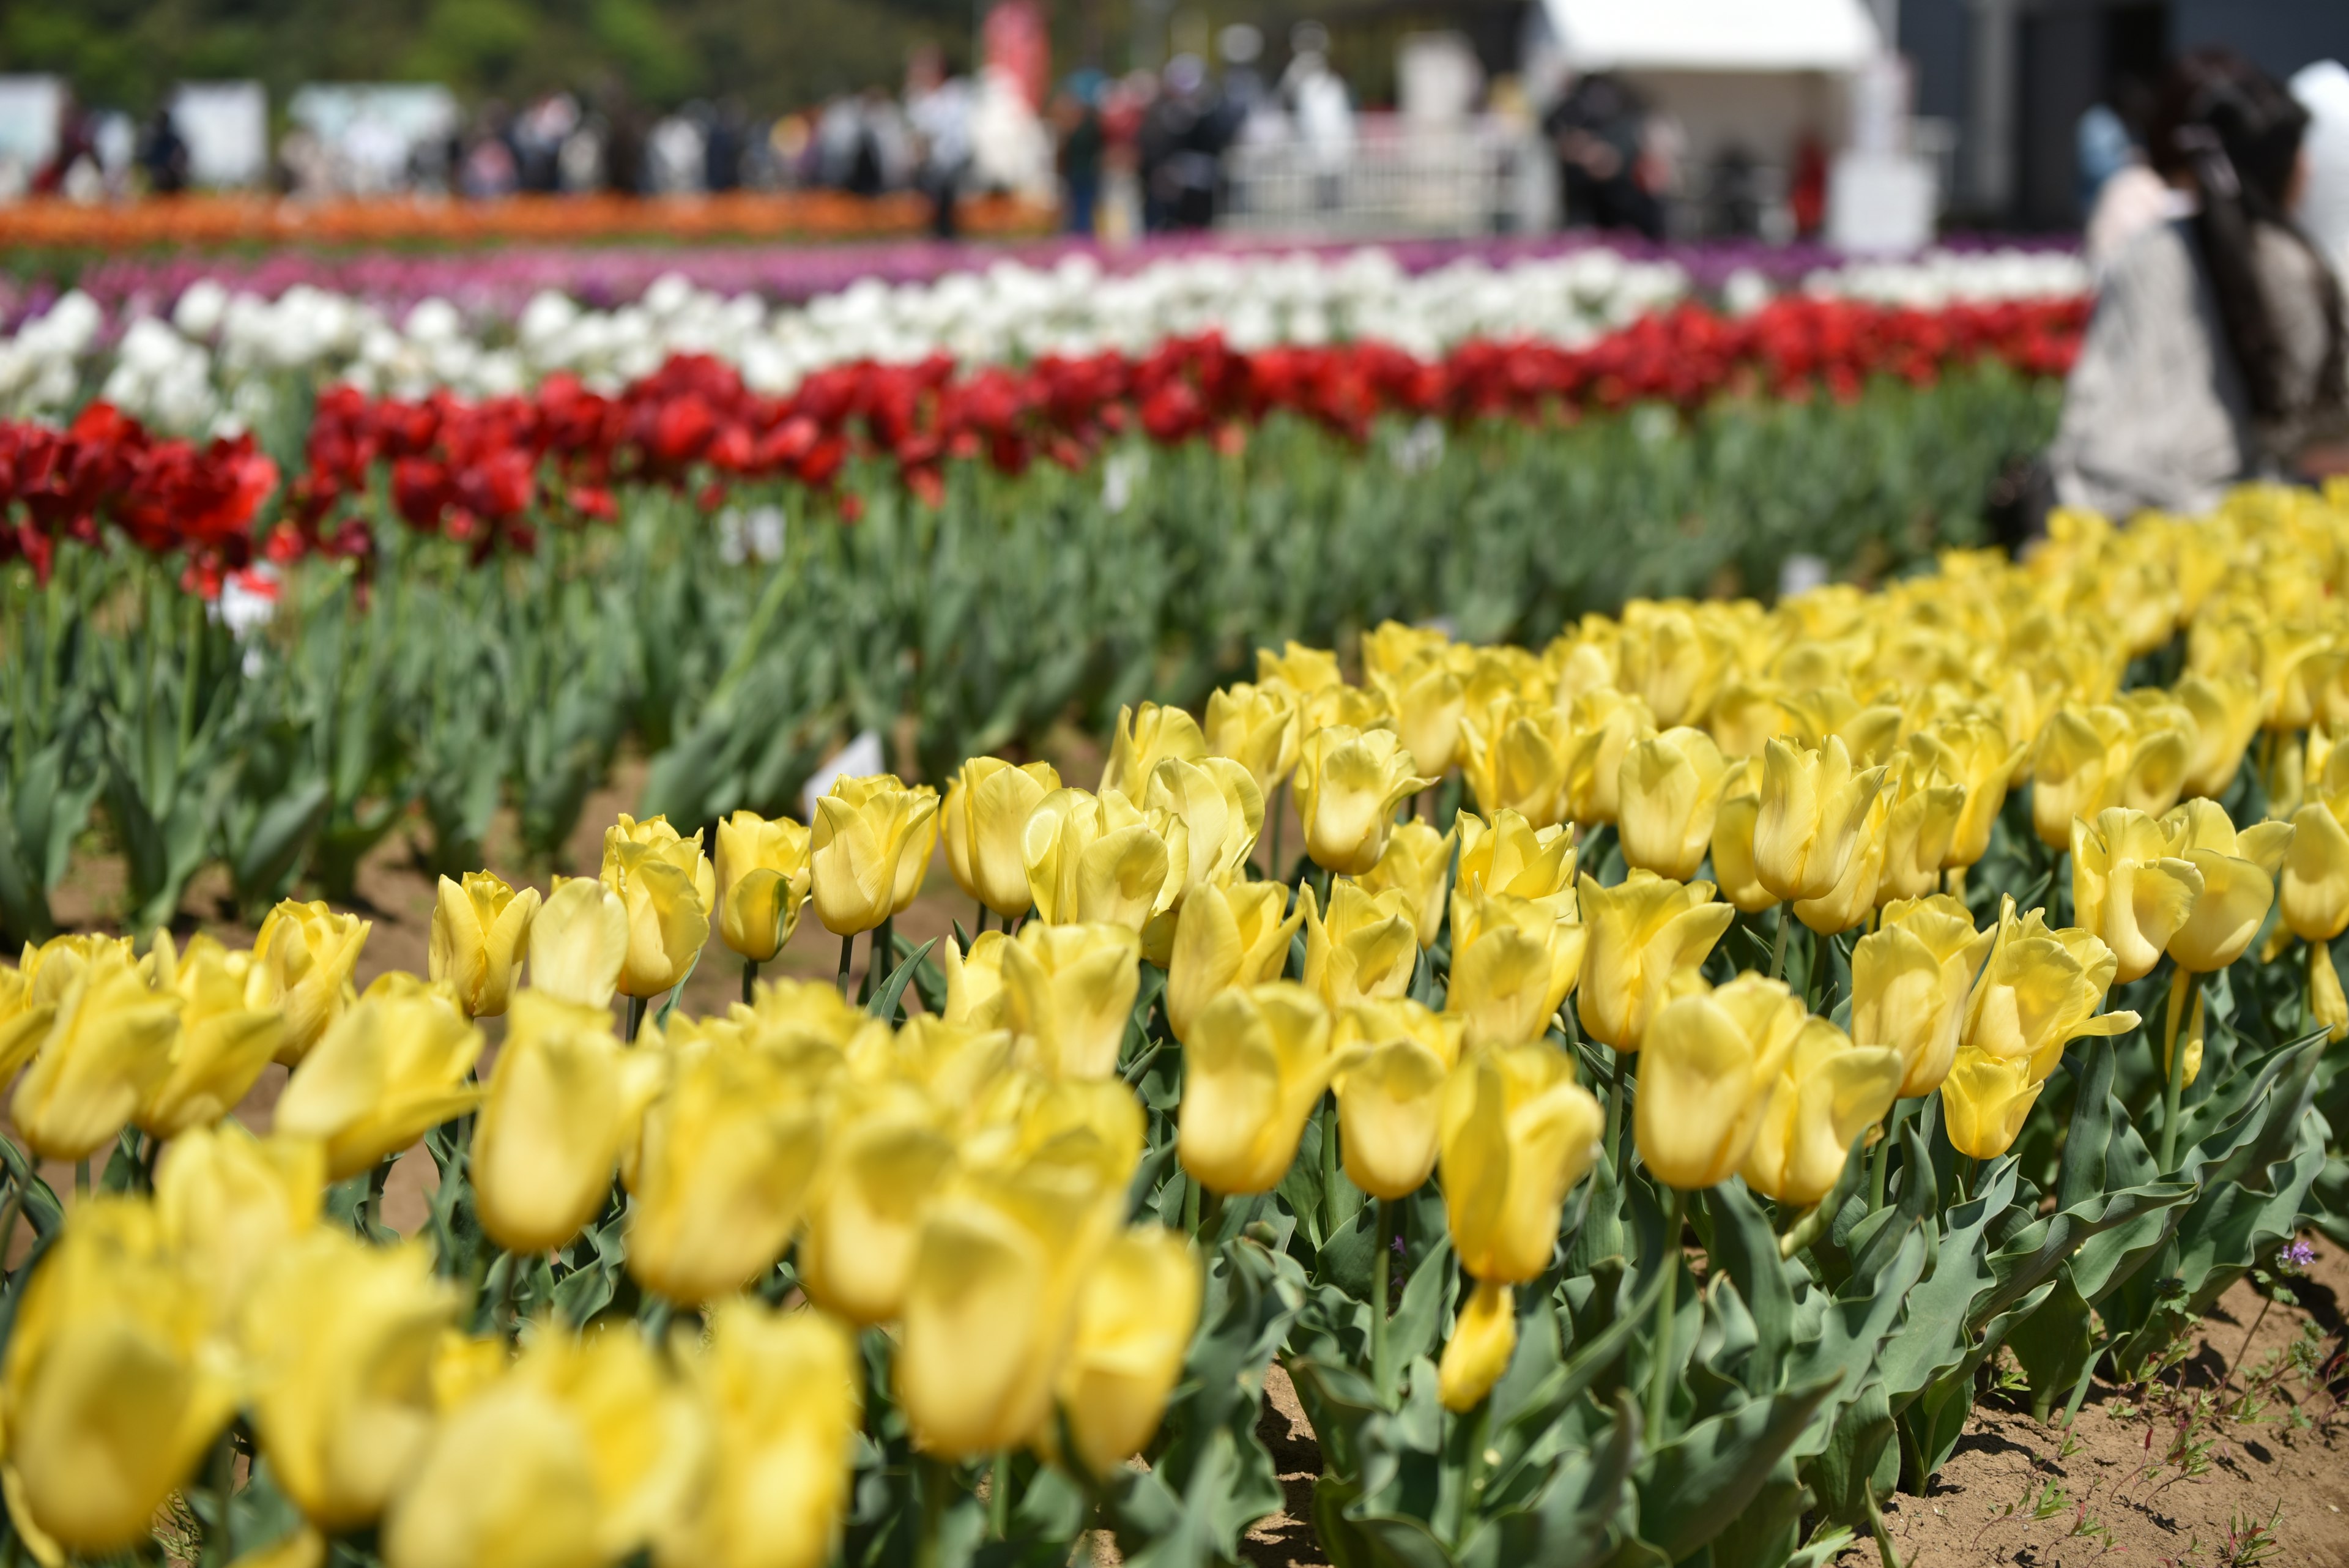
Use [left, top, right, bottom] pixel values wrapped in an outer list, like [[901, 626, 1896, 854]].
[[1145, 756, 1264, 902], [385, 1328, 704, 1568], [243, 1231, 461, 1531], [1574, 871, 1733, 1051], [1939, 1046, 2045, 1160], [1709, 781, 1777, 913], [1792, 785, 1887, 936], [1165, 876, 1303, 1044], [953, 759, 1061, 921], [276, 975, 482, 1180], [796, 1080, 956, 1325], [1617, 600, 1724, 729], [1357, 819, 1457, 947], [942, 931, 1012, 1029], [1461, 697, 1573, 828], [1101, 700, 1209, 800], [1436, 1277, 1518, 1413], [1456, 808, 1575, 903], [625, 1028, 828, 1304], [1439, 1039, 1603, 1278], [154, 1121, 322, 1333], [136, 932, 286, 1140], [601, 814, 717, 998], [10, 949, 180, 1162], [2069, 808, 2205, 983], [1297, 725, 1436, 875], [2162, 798, 2293, 973], [659, 1300, 861, 1568], [1330, 999, 1464, 1199], [1301, 880, 1420, 1010], [2310, 941, 2347, 1042], [892, 784, 941, 917], [2175, 672, 2263, 800], [1752, 736, 1890, 904], [472, 992, 663, 1254], [1782, 687, 1904, 770], [1178, 983, 1338, 1195], [1376, 653, 1469, 778], [716, 811, 814, 963], [0, 962, 55, 1087], [252, 898, 370, 1064], [2029, 707, 2126, 850], [1258, 639, 1345, 695], [428, 871, 541, 1018], [529, 874, 631, 1009], [1206, 682, 1303, 798], [1875, 754, 1965, 907], [1362, 620, 1452, 682], [2283, 794, 2349, 942], [1961, 897, 2139, 1081], [1055, 1227, 1202, 1477], [1001, 920, 1143, 1080], [1562, 688, 1657, 827], [1850, 895, 1993, 1098], [1445, 888, 1587, 1048], [1920, 716, 2025, 871], [1617, 725, 1729, 883], [1709, 680, 1793, 760], [0, 1202, 236, 1558], [811, 775, 940, 936], [1636, 973, 1804, 1190], [1739, 1016, 1902, 1205]]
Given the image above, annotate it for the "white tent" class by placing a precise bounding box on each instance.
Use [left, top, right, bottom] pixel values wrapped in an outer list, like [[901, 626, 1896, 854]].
[[1538, 0, 1879, 74]]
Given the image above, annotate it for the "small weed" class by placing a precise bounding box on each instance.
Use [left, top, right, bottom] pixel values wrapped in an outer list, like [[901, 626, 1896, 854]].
[[2215, 1503, 2284, 1568], [2031, 1481, 2070, 1522]]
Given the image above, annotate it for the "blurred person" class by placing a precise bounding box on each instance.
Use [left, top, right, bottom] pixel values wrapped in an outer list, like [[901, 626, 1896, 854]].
[[2082, 79, 2175, 272], [1144, 54, 1225, 232], [459, 105, 520, 200], [1545, 74, 1661, 238], [515, 92, 579, 193], [648, 108, 707, 195], [32, 92, 96, 197], [971, 65, 1054, 201], [705, 99, 748, 192], [138, 107, 191, 196], [558, 113, 608, 193], [2049, 48, 2349, 522], [908, 46, 974, 235], [1787, 132, 1828, 237], [2077, 101, 2134, 215], [1053, 72, 1107, 236], [1284, 27, 1353, 214], [2298, 62, 2349, 282]]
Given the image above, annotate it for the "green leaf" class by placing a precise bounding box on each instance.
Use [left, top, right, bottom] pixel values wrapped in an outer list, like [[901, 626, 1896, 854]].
[[1703, 1182, 1795, 1394], [1634, 1375, 1840, 1561], [2003, 1267, 2095, 1422], [866, 937, 938, 1023]]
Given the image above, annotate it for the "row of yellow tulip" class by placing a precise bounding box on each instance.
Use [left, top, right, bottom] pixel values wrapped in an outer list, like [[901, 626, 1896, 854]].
[[5, 485, 2347, 1567]]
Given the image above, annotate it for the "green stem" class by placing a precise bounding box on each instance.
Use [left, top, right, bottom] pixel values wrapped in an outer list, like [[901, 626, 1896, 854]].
[[837, 930, 857, 999], [0, 1175, 25, 1284], [989, 1451, 1011, 1539], [916, 1454, 952, 1568], [75, 1158, 91, 1197], [1865, 1481, 1902, 1568], [1182, 1171, 1201, 1236], [624, 994, 648, 1044], [1777, 1200, 1831, 1260], [1869, 1099, 1899, 1211], [359, 1157, 393, 1239], [177, 582, 204, 760], [741, 957, 758, 1006], [1767, 907, 1791, 982], [864, 915, 894, 1004], [489, 1248, 519, 1336], [1320, 1094, 1341, 1243], [1198, 1187, 1227, 1244], [2159, 965, 2193, 1171], [202, 1427, 236, 1567], [1605, 1048, 1627, 1175], [1646, 1185, 1685, 1440], [1806, 923, 1830, 1011], [1372, 1197, 1395, 1402], [640, 1293, 676, 1347]]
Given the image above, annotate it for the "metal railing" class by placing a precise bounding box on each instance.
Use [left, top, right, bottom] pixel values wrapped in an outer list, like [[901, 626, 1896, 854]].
[[1219, 119, 1538, 238]]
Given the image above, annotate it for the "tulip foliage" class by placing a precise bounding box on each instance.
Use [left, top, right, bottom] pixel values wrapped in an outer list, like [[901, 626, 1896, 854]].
[[3, 483, 2348, 1568]]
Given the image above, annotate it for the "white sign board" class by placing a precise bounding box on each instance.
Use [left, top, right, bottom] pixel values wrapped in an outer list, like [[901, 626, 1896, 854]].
[[1827, 149, 1936, 254], [0, 76, 64, 176], [173, 81, 268, 187]]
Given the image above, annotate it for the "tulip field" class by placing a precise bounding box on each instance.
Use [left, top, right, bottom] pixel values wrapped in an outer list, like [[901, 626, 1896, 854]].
[[2, 239, 2343, 1568]]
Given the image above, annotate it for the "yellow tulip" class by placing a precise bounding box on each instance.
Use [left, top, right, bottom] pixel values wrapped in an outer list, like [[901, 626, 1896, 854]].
[[1437, 1277, 1520, 1413], [136, 932, 286, 1140], [892, 783, 941, 917], [472, 992, 663, 1254], [1709, 777, 1777, 914], [1178, 983, 1339, 1195], [1461, 696, 1573, 828], [529, 874, 632, 1009], [243, 1231, 461, 1531], [0, 962, 55, 1086], [154, 1121, 322, 1332], [1739, 1016, 1902, 1205], [2162, 798, 2293, 973], [896, 1093, 1137, 1458], [1850, 895, 1994, 1098], [1874, 752, 1966, 906], [1055, 1227, 1202, 1478], [1301, 880, 1420, 1010], [810, 775, 940, 936], [1781, 687, 1904, 770], [625, 1027, 828, 1304], [1616, 600, 1725, 729], [275, 974, 482, 1180], [1330, 999, 1464, 1199], [1258, 639, 1345, 697], [2309, 941, 2347, 1043], [1445, 888, 1587, 1048], [1561, 688, 1657, 827], [2283, 760, 2349, 942], [1456, 808, 1575, 904], [1021, 787, 1179, 932], [1939, 1047, 2046, 1160], [1751, 736, 1890, 903], [1144, 755, 1265, 902], [1100, 700, 1209, 800], [1165, 875, 1303, 1044], [942, 931, 1012, 1030], [1960, 897, 2139, 1081], [602, 814, 717, 999], [428, 871, 541, 1018], [1918, 715, 2025, 871], [1635, 973, 1805, 1191], [1362, 620, 1452, 682], [385, 1328, 704, 1568], [9, 948, 180, 1162], [1574, 871, 1734, 1051], [1357, 819, 1457, 947], [1000, 920, 1143, 1080], [252, 897, 370, 1064], [2175, 672, 2263, 800], [1296, 725, 1436, 875], [1792, 784, 1887, 936], [0, 1202, 236, 1559], [2028, 707, 2124, 850], [795, 1082, 956, 1325], [1206, 682, 1303, 798], [953, 758, 1061, 921], [2069, 808, 2205, 983], [716, 811, 814, 963], [1617, 725, 1729, 882], [1375, 653, 1469, 777], [659, 1301, 861, 1568]]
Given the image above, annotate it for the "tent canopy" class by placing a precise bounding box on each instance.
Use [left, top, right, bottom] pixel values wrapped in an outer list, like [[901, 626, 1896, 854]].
[[1539, 0, 1880, 73]]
